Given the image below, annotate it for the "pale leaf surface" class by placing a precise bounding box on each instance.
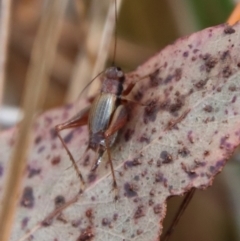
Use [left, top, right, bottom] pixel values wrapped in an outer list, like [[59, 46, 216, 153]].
[[1, 23, 240, 241]]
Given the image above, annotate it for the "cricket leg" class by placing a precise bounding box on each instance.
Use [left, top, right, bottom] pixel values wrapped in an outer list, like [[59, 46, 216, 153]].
[[104, 105, 128, 200], [122, 73, 150, 96], [55, 106, 90, 191]]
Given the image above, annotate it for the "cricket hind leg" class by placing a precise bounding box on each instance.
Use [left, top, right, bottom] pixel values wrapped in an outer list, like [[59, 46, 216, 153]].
[[55, 106, 90, 191], [104, 105, 128, 200]]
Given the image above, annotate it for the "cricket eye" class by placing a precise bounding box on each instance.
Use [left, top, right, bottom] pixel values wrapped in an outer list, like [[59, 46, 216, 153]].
[[117, 70, 124, 78]]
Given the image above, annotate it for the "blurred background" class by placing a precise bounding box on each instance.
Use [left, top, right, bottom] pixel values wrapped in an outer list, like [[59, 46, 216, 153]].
[[1, 0, 240, 240]]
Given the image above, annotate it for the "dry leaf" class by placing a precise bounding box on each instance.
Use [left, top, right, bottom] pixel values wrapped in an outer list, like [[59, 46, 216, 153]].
[[1, 22, 240, 241]]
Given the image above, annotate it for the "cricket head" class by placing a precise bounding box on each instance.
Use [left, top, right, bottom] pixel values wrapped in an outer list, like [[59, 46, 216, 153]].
[[101, 67, 125, 95], [105, 66, 124, 81]]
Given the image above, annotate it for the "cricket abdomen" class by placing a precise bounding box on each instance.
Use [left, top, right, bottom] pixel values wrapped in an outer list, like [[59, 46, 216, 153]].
[[88, 93, 117, 151]]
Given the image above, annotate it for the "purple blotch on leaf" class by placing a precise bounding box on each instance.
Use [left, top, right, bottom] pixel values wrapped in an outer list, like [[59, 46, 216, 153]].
[[27, 166, 41, 178], [63, 130, 74, 143], [124, 182, 138, 198], [54, 195, 65, 208], [20, 186, 34, 208], [0, 163, 3, 177]]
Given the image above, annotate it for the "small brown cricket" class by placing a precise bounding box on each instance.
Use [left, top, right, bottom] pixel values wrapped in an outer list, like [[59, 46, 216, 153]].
[[55, 66, 137, 198]]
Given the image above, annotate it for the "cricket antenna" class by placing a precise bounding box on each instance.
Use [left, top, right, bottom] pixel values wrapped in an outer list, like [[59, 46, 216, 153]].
[[111, 0, 118, 67]]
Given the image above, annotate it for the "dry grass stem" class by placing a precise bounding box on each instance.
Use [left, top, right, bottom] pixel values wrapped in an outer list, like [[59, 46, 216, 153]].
[[88, 0, 123, 98], [0, 0, 12, 108], [0, 1, 67, 240], [66, 0, 123, 102]]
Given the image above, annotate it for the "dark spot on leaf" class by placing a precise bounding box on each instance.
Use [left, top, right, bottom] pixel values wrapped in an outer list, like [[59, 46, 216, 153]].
[[44, 115, 52, 126], [232, 96, 237, 103], [149, 69, 162, 87], [113, 213, 118, 221], [139, 133, 150, 143], [102, 218, 110, 226], [203, 150, 210, 156], [187, 131, 194, 143], [217, 87, 222, 92], [125, 158, 142, 168], [169, 98, 183, 114], [88, 173, 97, 183], [216, 159, 226, 170], [86, 209, 93, 219], [34, 135, 42, 144], [83, 155, 90, 166], [124, 182, 138, 198], [153, 204, 162, 214], [149, 199, 154, 206], [63, 130, 74, 143], [159, 99, 170, 110], [221, 50, 229, 60], [54, 195, 65, 208], [21, 217, 29, 229], [27, 166, 41, 178], [220, 135, 230, 149], [160, 151, 173, 163], [124, 128, 134, 142], [195, 79, 208, 88], [178, 147, 189, 157], [133, 89, 144, 101], [228, 84, 236, 91], [222, 66, 232, 78], [209, 160, 225, 175], [0, 163, 3, 177], [148, 159, 153, 166], [156, 160, 161, 167], [77, 227, 94, 241], [224, 25, 235, 34], [144, 99, 159, 124], [49, 128, 57, 139], [175, 68, 182, 81], [155, 172, 164, 182], [72, 219, 82, 227], [164, 75, 174, 84], [202, 53, 210, 60], [51, 156, 61, 165], [37, 146, 45, 153], [41, 218, 53, 227], [152, 127, 156, 134], [134, 205, 145, 219], [203, 105, 213, 113], [134, 175, 140, 181], [20, 186, 34, 208], [183, 51, 188, 57], [181, 163, 198, 178], [204, 56, 217, 72]]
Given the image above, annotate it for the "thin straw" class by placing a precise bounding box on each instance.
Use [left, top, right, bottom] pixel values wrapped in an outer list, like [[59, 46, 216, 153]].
[[0, 1, 67, 240]]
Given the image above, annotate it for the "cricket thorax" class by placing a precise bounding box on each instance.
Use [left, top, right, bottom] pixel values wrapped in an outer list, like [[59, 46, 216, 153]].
[[101, 67, 125, 95]]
